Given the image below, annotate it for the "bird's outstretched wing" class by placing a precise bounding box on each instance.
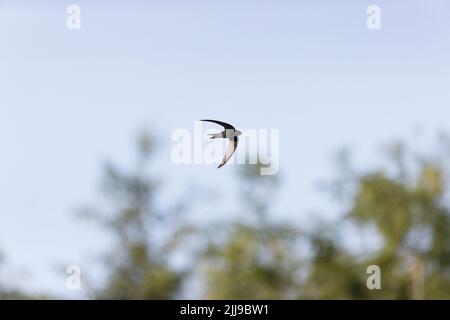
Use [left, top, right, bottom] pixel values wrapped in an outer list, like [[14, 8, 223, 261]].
[[201, 119, 236, 130], [218, 136, 239, 169]]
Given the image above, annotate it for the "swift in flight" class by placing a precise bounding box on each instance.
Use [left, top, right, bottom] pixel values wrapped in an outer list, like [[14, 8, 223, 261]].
[[201, 119, 241, 169]]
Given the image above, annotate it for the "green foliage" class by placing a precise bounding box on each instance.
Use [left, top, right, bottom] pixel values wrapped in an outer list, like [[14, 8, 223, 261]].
[[200, 161, 302, 299], [83, 133, 181, 299], [5, 133, 450, 300], [341, 147, 450, 299], [87, 138, 450, 300], [203, 223, 301, 299], [97, 243, 180, 299], [303, 240, 367, 299]]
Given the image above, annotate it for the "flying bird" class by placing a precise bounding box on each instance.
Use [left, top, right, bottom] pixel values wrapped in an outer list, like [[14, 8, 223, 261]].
[[201, 119, 242, 169]]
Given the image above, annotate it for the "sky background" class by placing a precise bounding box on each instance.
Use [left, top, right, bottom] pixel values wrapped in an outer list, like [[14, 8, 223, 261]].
[[1, 0, 450, 298]]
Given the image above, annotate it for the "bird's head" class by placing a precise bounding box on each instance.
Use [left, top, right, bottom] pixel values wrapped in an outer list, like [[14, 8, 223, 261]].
[[235, 130, 242, 136]]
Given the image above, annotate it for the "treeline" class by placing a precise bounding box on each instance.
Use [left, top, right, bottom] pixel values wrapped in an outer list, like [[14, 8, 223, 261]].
[[2, 133, 450, 299]]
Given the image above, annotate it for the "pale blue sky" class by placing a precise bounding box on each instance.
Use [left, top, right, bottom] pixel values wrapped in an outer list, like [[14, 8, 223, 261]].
[[1, 1, 450, 298]]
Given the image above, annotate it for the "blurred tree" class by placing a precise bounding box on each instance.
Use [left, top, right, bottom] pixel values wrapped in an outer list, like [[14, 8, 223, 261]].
[[301, 227, 369, 299], [78, 133, 450, 300], [200, 162, 303, 299], [80, 133, 182, 299], [348, 164, 450, 299], [309, 139, 450, 299]]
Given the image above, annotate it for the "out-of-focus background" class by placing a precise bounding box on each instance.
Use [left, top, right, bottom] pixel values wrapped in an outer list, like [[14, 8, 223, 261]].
[[1, 0, 450, 299]]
